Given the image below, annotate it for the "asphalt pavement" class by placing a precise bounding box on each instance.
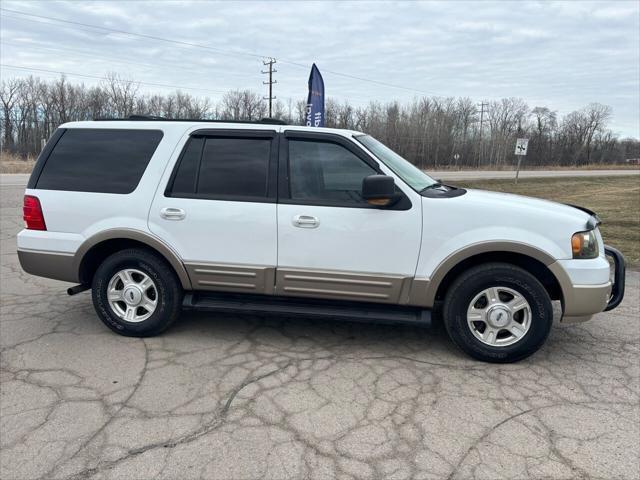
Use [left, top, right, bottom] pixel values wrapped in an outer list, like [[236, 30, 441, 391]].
[[1, 183, 639, 480]]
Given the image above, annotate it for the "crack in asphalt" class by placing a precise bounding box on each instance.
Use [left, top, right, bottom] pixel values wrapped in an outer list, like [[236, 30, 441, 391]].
[[1, 184, 639, 480], [68, 363, 291, 479]]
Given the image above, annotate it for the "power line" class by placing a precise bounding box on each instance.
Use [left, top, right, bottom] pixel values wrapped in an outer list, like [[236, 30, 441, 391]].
[[0, 64, 227, 94], [262, 58, 277, 117], [0, 40, 383, 103], [0, 41, 180, 76], [0, 40, 254, 82], [0, 62, 396, 106], [0, 9, 265, 61], [278, 59, 440, 96], [0, 7, 442, 97]]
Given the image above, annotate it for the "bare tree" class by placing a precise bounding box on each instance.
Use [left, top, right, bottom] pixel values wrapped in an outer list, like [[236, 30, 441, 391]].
[[0, 75, 636, 168], [0, 79, 21, 152], [583, 103, 612, 164], [220, 90, 266, 121], [486, 98, 529, 166], [530, 107, 557, 164], [562, 103, 612, 166], [102, 72, 139, 118]]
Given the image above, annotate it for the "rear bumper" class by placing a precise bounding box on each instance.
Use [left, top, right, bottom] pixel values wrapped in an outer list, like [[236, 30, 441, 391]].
[[17, 248, 78, 283]]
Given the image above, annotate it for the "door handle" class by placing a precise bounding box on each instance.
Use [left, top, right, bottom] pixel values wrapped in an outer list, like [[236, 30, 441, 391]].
[[160, 207, 186, 221], [293, 215, 319, 228]]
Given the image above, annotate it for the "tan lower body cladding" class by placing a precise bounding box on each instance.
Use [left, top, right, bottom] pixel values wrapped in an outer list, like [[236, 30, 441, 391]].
[[185, 263, 276, 294], [185, 263, 414, 304], [183, 259, 605, 321], [275, 268, 413, 304]]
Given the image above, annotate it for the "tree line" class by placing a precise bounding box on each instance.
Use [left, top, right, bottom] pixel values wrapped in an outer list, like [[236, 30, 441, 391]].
[[1, 74, 638, 168]]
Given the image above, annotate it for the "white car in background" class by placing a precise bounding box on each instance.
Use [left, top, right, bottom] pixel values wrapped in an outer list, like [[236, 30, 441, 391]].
[[17, 117, 625, 362]]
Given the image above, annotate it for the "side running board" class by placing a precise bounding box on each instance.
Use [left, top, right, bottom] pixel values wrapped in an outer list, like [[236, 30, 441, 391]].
[[183, 292, 432, 327]]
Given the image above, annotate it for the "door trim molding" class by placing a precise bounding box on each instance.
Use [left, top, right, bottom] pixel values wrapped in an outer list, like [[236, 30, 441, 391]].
[[185, 262, 276, 294], [275, 267, 411, 304]]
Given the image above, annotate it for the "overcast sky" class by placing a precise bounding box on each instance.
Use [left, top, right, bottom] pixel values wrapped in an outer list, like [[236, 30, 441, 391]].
[[1, 0, 638, 137]]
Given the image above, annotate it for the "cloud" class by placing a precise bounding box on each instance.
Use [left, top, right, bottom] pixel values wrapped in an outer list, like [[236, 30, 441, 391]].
[[591, 4, 639, 20], [0, 0, 637, 136]]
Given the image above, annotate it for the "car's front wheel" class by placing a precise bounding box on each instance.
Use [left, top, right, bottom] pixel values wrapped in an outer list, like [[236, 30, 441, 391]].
[[92, 248, 183, 337], [443, 262, 553, 363]]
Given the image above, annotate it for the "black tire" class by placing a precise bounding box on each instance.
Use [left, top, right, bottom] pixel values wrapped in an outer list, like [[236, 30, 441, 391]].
[[442, 262, 553, 363], [92, 248, 183, 337]]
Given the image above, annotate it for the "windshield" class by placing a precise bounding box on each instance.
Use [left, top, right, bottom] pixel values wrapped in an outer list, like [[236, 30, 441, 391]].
[[355, 135, 437, 191]]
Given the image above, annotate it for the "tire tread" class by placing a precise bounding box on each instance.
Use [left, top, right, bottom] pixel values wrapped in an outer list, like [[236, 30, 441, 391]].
[[442, 262, 553, 363], [92, 248, 182, 337]]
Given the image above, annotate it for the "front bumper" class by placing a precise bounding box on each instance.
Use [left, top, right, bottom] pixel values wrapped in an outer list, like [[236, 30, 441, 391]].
[[554, 245, 626, 323], [562, 282, 612, 323]]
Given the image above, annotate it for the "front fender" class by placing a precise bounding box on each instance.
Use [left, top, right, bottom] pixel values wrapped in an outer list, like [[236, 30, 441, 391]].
[[410, 229, 564, 307]]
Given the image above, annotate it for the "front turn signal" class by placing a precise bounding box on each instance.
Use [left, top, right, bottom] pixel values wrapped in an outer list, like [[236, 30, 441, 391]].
[[571, 230, 598, 259]]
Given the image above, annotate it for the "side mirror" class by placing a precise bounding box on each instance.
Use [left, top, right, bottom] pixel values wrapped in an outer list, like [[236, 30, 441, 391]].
[[362, 174, 396, 207]]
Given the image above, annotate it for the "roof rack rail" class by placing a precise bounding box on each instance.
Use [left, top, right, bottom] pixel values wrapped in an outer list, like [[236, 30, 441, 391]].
[[127, 114, 165, 121], [93, 115, 287, 125]]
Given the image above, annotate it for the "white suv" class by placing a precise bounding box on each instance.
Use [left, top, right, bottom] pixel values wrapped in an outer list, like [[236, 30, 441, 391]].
[[17, 118, 625, 362]]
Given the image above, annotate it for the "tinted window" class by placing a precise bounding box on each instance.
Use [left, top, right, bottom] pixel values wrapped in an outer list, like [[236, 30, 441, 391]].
[[36, 129, 162, 194], [197, 137, 270, 198], [289, 140, 376, 204], [356, 134, 436, 191], [170, 137, 203, 195]]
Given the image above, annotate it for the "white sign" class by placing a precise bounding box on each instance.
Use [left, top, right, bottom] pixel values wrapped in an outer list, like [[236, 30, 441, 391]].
[[515, 138, 529, 156]]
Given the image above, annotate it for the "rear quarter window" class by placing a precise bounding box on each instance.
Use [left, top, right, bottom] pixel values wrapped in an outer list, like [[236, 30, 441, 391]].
[[35, 129, 163, 194]]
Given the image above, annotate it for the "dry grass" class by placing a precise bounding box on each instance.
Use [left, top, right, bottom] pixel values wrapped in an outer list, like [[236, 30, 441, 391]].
[[1, 153, 35, 173], [456, 175, 640, 265], [434, 163, 639, 172]]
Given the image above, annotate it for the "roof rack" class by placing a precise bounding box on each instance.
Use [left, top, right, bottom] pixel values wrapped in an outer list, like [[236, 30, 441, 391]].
[[93, 115, 287, 125]]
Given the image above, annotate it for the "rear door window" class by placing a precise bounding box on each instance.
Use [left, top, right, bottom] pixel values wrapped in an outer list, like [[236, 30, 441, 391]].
[[166, 135, 273, 201], [198, 137, 270, 198], [36, 129, 163, 194], [169, 137, 204, 196]]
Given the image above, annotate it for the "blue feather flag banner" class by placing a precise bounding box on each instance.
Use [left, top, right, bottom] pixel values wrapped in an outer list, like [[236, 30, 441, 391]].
[[306, 64, 325, 127]]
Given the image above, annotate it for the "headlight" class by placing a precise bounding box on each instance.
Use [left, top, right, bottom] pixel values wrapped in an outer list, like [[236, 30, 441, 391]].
[[571, 230, 599, 259]]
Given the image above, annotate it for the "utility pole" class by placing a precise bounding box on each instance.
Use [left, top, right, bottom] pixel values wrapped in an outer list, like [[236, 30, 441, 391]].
[[477, 101, 488, 167], [262, 58, 277, 118]]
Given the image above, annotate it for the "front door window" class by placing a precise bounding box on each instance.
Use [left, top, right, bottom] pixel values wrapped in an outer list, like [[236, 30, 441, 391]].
[[288, 139, 377, 206]]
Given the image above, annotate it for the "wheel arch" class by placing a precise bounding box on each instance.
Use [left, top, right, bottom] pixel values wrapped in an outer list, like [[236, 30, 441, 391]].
[[74, 229, 192, 289], [412, 242, 565, 307]]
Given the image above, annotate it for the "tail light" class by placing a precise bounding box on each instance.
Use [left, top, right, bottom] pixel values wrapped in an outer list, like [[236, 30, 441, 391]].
[[23, 195, 46, 230]]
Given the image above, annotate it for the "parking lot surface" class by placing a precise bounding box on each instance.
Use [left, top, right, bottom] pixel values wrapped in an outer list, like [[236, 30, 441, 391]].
[[1, 184, 639, 480]]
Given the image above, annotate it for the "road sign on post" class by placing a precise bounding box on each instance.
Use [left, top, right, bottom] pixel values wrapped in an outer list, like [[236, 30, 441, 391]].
[[514, 138, 529, 184], [515, 138, 529, 156]]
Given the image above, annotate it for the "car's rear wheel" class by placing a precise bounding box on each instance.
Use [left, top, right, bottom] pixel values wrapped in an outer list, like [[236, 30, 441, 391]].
[[92, 248, 182, 337], [443, 262, 553, 363]]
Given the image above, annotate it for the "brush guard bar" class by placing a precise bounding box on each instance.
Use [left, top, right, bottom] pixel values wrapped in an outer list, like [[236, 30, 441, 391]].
[[604, 245, 625, 311]]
